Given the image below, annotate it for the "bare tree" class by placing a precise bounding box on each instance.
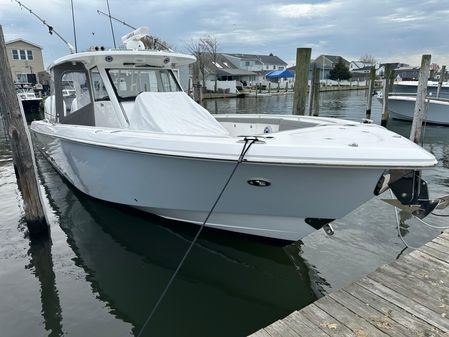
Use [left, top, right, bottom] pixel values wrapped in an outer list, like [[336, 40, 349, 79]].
[[185, 39, 209, 90], [360, 54, 377, 65], [200, 36, 219, 91]]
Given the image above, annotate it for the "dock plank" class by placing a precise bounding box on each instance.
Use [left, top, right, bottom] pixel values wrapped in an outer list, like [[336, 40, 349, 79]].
[[392, 253, 449, 286], [283, 311, 331, 337], [248, 230, 449, 337], [368, 265, 449, 315], [329, 289, 412, 337], [357, 277, 449, 331], [300, 303, 355, 336], [314, 295, 389, 337], [263, 320, 300, 337], [343, 283, 445, 337]]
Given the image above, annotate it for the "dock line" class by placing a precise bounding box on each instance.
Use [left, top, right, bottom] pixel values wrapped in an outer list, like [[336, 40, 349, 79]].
[[136, 136, 259, 337]]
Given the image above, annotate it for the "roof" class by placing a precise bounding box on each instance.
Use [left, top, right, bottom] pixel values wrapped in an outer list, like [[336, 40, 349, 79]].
[[217, 68, 256, 76], [266, 69, 294, 78], [6, 38, 43, 49], [315, 55, 350, 65], [223, 53, 287, 66]]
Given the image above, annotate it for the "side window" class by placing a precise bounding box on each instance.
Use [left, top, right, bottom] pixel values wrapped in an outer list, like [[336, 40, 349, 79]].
[[160, 71, 177, 92], [61, 72, 91, 115], [90, 68, 109, 101]]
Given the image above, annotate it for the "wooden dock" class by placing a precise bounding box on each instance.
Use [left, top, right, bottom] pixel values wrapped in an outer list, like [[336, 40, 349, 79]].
[[249, 230, 449, 337]]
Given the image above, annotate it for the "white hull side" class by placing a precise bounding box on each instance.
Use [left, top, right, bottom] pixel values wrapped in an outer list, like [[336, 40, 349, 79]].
[[32, 131, 384, 241], [387, 96, 449, 125]]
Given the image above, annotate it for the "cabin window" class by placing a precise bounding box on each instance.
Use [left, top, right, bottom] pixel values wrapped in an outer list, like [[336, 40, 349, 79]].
[[61, 71, 92, 115], [90, 68, 109, 101], [107, 68, 181, 99], [19, 50, 26, 60], [12, 50, 19, 60], [26, 50, 33, 60]]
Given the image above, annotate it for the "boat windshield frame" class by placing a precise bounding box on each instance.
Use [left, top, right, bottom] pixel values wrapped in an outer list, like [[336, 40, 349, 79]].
[[106, 67, 182, 101]]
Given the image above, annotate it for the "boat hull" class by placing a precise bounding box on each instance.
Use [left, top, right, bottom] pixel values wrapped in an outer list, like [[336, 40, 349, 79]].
[[31, 130, 384, 241], [387, 96, 449, 125]]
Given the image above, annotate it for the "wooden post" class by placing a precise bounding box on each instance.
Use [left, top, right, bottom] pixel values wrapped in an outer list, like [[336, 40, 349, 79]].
[[277, 81, 280, 93], [381, 64, 392, 127], [0, 25, 49, 237], [410, 54, 431, 144], [285, 82, 288, 93], [192, 62, 202, 105], [437, 65, 446, 98], [307, 63, 315, 116], [312, 65, 320, 116], [268, 82, 271, 93], [366, 66, 376, 119], [292, 48, 311, 115]]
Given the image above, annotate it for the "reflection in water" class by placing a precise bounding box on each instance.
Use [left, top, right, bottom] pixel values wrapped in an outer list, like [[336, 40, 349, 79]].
[[36, 153, 320, 337], [27, 237, 63, 337]]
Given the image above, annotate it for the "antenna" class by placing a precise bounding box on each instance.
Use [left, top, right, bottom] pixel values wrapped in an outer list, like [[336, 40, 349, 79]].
[[105, 0, 117, 48], [96, 10, 172, 51], [70, 0, 78, 52], [12, 0, 75, 53], [97, 10, 136, 30]]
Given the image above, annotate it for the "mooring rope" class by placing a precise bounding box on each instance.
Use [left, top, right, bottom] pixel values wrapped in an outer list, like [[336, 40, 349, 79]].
[[136, 136, 259, 337]]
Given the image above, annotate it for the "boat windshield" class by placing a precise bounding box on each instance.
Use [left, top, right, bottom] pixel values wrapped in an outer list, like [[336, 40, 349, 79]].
[[107, 68, 181, 99]]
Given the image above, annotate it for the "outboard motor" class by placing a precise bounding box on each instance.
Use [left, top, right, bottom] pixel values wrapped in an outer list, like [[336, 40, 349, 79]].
[[376, 169, 449, 218]]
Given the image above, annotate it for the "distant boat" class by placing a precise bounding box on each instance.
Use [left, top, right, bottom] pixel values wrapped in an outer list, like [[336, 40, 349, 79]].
[[15, 84, 42, 122], [393, 80, 449, 99], [383, 93, 449, 125]]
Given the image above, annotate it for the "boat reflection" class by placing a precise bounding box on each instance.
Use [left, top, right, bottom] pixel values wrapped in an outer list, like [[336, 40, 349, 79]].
[[36, 153, 321, 337]]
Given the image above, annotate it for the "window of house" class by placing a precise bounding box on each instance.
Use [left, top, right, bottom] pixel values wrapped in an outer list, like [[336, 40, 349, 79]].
[[19, 50, 26, 60], [16, 73, 28, 83], [26, 50, 33, 60], [245, 61, 250, 67], [12, 50, 19, 60]]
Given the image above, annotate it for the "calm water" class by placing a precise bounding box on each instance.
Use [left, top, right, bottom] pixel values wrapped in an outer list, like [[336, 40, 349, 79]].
[[1, 90, 448, 337]]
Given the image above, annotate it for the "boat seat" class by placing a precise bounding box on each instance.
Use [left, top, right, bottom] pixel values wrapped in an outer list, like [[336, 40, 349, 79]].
[[127, 92, 230, 136]]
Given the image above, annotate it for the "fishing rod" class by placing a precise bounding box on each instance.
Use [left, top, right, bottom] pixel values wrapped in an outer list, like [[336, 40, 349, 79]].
[[12, 0, 75, 53]]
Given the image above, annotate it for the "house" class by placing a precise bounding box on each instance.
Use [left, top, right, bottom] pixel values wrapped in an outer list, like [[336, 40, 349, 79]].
[[376, 63, 409, 77], [203, 53, 289, 86], [5, 39, 45, 85], [313, 55, 350, 79], [288, 55, 350, 81], [394, 66, 420, 81]]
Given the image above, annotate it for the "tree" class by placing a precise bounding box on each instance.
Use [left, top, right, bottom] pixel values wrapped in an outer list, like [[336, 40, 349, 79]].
[[359, 54, 377, 65], [329, 58, 351, 80], [185, 39, 209, 90], [200, 36, 219, 91]]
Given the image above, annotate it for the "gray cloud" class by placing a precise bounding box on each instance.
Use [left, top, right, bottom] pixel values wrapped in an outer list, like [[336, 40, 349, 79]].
[[2, 0, 448, 67]]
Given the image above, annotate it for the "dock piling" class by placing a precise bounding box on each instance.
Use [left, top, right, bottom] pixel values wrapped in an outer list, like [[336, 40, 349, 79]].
[[436, 65, 446, 99], [410, 54, 431, 144], [292, 48, 311, 115], [0, 25, 49, 237], [312, 65, 320, 116], [365, 66, 376, 119], [381, 64, 392, 127]]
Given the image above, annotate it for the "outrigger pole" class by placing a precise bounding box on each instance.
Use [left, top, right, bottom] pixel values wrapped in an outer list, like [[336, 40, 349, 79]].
[[12, 0, 75, 53]]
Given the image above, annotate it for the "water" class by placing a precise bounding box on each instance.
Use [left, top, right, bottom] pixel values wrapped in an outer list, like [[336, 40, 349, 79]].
[[1, 90, 448, 337]]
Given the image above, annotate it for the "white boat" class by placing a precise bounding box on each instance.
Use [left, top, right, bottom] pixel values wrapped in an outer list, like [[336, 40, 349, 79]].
[[16, 84, 42, 120], [30, 29, 438, 241], [393, 80, 449, 98], [376, 92, 449, 126]]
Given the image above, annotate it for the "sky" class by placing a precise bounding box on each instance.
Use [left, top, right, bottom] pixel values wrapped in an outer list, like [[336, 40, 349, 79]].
[[1, 0, 449, 68]]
